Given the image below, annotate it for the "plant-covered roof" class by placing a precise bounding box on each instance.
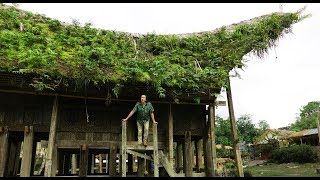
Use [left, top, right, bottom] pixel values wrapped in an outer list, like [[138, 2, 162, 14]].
[[0, 4, 308, 102]]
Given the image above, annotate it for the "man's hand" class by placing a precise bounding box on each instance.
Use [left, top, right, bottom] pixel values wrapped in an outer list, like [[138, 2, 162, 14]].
[[122, 118, 127, 122], [153, 121, 158, 124]]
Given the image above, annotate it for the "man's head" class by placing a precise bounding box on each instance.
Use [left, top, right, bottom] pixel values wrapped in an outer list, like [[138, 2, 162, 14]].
[[141, 95, 147, 103]]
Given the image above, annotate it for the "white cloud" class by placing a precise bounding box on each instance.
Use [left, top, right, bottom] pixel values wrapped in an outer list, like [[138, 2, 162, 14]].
[[13, 3, 320, 128]]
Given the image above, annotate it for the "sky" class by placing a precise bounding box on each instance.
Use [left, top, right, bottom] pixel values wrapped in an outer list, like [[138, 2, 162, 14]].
[[8, 3, 320, 129]]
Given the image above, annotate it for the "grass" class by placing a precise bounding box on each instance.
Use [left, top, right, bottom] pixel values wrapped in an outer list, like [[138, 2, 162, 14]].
[[245, 162, 320, 177]]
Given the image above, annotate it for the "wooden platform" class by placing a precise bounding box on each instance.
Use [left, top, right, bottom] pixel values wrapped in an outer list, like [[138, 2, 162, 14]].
[[126, 141, 164, 151]]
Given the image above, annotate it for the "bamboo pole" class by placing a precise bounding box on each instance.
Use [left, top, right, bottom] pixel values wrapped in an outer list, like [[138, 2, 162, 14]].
[[226, 76, 244, 177]]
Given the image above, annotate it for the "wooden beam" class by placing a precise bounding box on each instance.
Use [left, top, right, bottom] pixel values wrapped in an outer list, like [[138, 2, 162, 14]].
[[72, 154, 77, 174], [121, 121, 127, 177], [196, 139, 203, 173], [168, 104, 174, 167], [79, 144, 88, 177], [109, 145, 117, 176], [183, 131, 193, 177], [209, 102, 217, 174], [226, 77, 244, 177], [0, 126, 8, 177], [137, 157, 145, 177], [176, 142, 183, 173], [0, 89, 209, 105], [203, 123, 214, 177], [98, 154, 103, 173], [20, 126, 34, 177], [159, 150, 176, 177], [44, 95, 59, 177], [126, 150, 153, 161], [153, 123, 159, 177]]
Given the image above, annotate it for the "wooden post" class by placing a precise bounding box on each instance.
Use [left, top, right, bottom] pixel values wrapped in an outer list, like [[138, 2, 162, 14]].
[[45, 95, 59, 177], [109, 145, 117, 176], [98, 154, 103, 173], [183, 131, 193, 177], [209, 102, 217, 175], [203, 123, 214, 177], [20, 126, 34, 177], [153, 123, 159, 177], [30, 141, 37, 176], [196, 139, 203, 173], [176, 142, 183, 173], [121, 121, 127, 177], [79, 144, 88, 177], [0, 126, 8, 177], [146, 160, 151, 177], [317, 112, 320, 146], [90, 154, 95, 174], [168, 104, 174, 167], [137, 157, 145, 177], [226, 76, 244, 177], [105, 154, 108, 174], [72, 154, 77, 174]]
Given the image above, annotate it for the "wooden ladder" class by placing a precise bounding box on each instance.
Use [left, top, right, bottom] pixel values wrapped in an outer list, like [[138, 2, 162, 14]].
[[120, 121, 159, 177]]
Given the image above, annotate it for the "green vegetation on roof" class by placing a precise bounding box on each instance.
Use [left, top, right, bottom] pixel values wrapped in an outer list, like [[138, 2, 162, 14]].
[[0, 4, 308, 101]]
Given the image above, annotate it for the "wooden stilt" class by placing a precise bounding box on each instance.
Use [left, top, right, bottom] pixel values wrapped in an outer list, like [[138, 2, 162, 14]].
[[20, 126, 34, 177], [153, 123, 159, 177], [109, 145, 117, 176], [176, 142, 183, 173], [209, 102, 217, 175], [196, 139, 203, 173], [105, 154, 108, 174], [79, 144, 88, 177], [72, 154, 77, 174], [90, 154, 95, 174], [226, 77, 244, 177], [44, 95, 59, 177], [29, 141, 37, 176], [121, 121, 127, 177], [137, 157, 144, 177], [183, 131, 193, 177], [0, 126, 9, 177], [99, 154, 103, 173], [168, 104, 174, 167], [203, 123, 214, 177]]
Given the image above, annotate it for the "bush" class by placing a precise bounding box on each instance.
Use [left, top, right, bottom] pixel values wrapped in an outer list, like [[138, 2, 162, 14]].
[[244, 170, 253, 177], [269, 144, 317, 164]]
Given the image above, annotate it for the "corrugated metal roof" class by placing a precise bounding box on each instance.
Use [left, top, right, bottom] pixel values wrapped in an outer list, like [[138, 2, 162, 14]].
[[304, 128, 318, 136]]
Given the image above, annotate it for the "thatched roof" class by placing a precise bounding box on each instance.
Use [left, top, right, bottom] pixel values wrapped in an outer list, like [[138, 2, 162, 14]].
[[0, 4, 308, 102]]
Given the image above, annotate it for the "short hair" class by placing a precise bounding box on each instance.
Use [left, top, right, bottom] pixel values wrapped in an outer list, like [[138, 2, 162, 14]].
[[141, 94, 147, 101]]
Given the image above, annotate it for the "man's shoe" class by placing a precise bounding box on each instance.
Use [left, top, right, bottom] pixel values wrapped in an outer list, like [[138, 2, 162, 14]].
[[143, 140, 148, 146]]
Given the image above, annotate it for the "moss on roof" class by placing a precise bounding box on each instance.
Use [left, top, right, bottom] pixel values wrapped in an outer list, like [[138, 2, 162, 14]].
[[0, 4, 308, 102]]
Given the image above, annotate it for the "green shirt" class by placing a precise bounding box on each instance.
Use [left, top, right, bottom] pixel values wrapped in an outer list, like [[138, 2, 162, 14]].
[[132, 102, 154, 124]]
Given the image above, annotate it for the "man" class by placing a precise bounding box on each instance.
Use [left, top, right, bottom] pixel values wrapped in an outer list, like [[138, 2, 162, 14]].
[[122, 95, 158, 146]]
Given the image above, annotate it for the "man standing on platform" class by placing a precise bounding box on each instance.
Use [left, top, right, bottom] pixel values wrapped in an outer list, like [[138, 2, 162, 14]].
[[122, 95, 157, 146]]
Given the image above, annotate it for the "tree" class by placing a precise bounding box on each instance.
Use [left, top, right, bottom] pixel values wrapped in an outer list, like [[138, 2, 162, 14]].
[[236, 114, 260, 144], [257, 120, 270, 134], [215, 116, 233, 146], [290, 101, 320, 131]]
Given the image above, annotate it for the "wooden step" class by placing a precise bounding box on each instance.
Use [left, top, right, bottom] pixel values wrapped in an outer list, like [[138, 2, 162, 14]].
[[126, 141, 164, 151], [126, 149, 153, 161]]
